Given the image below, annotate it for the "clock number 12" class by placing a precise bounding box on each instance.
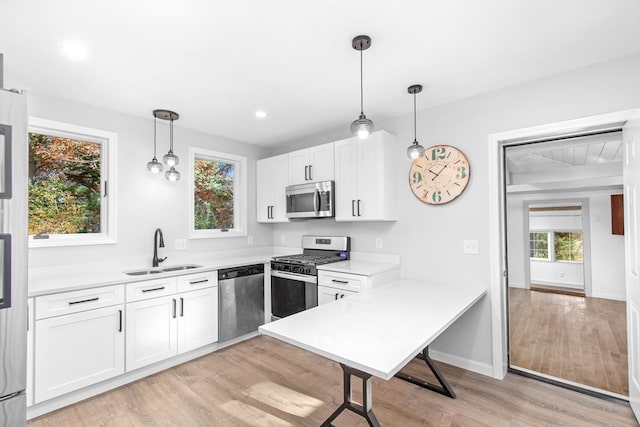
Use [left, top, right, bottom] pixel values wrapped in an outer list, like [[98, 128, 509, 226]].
[[431, 147, 446, 160]]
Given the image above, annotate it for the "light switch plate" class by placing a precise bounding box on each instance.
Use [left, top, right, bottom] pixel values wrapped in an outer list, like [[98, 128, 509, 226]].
[[175, 239, 187, 251], [463, 239, 479, 254]]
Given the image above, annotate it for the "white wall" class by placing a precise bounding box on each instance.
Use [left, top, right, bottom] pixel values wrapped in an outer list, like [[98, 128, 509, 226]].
[[27, 94, 273, 268], [270, 54, 640, 373]]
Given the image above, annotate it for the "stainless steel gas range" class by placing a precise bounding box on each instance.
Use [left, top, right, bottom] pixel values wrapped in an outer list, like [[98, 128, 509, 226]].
[[271, 235, 350, 319]]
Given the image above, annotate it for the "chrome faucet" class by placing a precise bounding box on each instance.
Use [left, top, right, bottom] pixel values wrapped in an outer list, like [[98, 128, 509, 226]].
[[152, 228, 167, 267]]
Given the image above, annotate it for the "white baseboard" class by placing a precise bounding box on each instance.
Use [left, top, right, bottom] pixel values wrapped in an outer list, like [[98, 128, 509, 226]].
[[591, 292, 626, 301], [507, 283, 526, 289], [531, 280, 583, 290], [428, 349, 494, 378]]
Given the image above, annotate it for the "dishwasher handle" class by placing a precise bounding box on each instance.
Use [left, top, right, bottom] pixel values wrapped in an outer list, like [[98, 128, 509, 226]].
[[218, 264, 264, 280]]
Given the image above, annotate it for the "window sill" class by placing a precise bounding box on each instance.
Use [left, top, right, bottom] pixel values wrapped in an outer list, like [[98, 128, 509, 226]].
[[29, 235, 117, 248], [189, 230, 247, 239]]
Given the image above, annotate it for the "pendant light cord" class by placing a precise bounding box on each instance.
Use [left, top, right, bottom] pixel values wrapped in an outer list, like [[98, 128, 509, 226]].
[[153, 115, 158, 158], [413, 92, 417, 142], [360, 48, 364, 115], [169, 118, 174, 154]]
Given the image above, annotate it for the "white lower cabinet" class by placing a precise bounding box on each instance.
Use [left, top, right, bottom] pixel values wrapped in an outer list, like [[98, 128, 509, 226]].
[[125, 295, 178, 371], [34, 286, 125, 403], [26, 298, 34, 407], [126, 273, 218, 372]]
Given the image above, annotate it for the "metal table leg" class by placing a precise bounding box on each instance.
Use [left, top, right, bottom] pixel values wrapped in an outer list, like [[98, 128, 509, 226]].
[[321, 364, 381, 427], [394, 346, 456, 398]]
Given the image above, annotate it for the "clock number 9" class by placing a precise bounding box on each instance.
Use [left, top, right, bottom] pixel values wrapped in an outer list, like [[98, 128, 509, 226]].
[[412, 171, 422, 184], [431, 147, 446, 160], [432, 190, 442, 203], [456, 166, 467, 180]]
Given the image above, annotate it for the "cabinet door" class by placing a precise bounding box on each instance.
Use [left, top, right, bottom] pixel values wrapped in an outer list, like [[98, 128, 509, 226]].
[[318, 286, 357, 305], [288, 149, 311, 185], [126, 296, 177, 371], [257, 154, 289, 223], [34, 305, 125, 403], [308, 142, 335, 182], [177, 287, 218, 353], [334, 137, 359, 220]]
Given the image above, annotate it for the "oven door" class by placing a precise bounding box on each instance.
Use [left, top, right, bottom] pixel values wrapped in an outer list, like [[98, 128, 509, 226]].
[[270, 270, 318, 319]]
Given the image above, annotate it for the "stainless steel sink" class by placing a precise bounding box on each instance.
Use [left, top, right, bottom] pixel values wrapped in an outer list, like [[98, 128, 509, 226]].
[[124, 264, 201, 276]]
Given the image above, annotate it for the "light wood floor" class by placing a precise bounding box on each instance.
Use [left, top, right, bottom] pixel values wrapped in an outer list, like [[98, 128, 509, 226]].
[[29, 335, 636, 426], [509, 287, 628, 396]]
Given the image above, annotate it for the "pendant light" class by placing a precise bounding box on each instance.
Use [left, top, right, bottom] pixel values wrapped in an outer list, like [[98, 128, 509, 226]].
[[406, 84, 425, 159], [146, 113, 163, 173], [350, 35, 374, 139], [150, 109, 181, 181]]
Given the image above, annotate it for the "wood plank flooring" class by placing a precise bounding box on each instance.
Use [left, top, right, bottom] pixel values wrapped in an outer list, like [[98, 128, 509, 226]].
[[509, 287, 628, 396], [29, 335, 636, 426]]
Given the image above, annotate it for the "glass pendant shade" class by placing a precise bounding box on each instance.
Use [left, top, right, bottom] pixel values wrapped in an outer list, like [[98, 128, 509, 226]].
[[351, 113, 374, 139], [162, 151, 179, 167], [407, 141, 425, 159], [147, 157, 163, 173], [165, 166, 180, 181]]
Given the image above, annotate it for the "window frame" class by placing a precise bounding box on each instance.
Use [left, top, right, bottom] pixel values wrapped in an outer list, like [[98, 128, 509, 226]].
[[553, 230, 584, 263], [188, 147, 247, 239], [28, 117, 118, 248], [529, 231, 551, 261]]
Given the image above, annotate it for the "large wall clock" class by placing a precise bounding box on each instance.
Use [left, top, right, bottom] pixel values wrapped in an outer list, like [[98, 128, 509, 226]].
[[409, 145, 470, 205]]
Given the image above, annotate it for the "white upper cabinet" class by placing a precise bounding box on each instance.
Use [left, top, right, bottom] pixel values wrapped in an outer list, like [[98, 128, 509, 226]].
[[256, 154, 289, 223], [334, 130, 397, 221], [288, 142, 335, 185]]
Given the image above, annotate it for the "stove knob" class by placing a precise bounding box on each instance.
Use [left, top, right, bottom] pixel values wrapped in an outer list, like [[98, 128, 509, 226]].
[[305, 267, 312, 275]]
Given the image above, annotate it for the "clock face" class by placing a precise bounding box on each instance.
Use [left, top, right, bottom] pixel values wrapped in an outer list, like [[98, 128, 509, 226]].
[[409, 145, 470, 205]]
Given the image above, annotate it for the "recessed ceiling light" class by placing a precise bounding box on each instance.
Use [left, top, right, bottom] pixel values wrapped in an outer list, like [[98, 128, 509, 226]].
[[255, 110, 267, 119], [61, 41, 88, 61]]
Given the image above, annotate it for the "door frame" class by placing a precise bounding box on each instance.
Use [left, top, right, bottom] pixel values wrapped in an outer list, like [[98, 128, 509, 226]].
[[488, 108, 640, 379]]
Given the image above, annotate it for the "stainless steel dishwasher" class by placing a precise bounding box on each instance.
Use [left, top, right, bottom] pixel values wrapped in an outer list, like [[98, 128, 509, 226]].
[[218, 264, 265, 342]]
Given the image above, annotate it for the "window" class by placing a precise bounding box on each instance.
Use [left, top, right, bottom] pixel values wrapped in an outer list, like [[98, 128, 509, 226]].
[[554, 232, 583, 262], [28, 118, 117, 247], [189, 147, 246, 238], [529, 232, 549, 259]]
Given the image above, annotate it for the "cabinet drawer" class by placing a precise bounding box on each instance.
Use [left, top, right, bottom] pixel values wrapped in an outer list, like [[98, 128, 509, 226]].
[[35, 285, 124, 320], [318, 271, 366, 291], [126, 277, 177, 302], [177, 271, 217, 293]]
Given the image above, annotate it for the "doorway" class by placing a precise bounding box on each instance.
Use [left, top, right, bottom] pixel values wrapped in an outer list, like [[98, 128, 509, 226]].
[[503, 134, 627, 397], [487, 110, 640, 403]]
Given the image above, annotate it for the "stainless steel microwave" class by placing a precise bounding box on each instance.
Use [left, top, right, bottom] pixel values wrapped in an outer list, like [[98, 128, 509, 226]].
[[285, 181, 334, 219]]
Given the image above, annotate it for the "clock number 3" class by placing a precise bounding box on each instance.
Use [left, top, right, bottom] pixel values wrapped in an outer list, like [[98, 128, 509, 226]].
[[456, 166, 467, 180], [431, 147, 446, 160]]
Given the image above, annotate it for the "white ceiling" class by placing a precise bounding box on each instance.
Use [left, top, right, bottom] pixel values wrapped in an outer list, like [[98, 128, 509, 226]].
[[1, 1, 639, 146]]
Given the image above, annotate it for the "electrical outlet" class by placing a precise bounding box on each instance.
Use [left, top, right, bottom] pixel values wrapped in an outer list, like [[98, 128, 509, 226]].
[[247, 235, 254, 245], [463, 240, 479, 254], [375, 237, 383, 249], [175, 239, 187, 251]]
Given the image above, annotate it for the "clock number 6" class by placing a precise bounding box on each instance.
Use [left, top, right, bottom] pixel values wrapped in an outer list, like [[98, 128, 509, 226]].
[[432, 190, 442, 203]]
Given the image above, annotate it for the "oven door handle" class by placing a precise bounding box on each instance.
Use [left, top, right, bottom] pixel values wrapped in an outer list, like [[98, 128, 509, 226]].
[[271, 270, 317, 284]]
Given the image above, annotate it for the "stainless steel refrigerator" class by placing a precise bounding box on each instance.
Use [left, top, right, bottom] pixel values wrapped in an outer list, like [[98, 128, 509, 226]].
[[0, 87, 28, 426]]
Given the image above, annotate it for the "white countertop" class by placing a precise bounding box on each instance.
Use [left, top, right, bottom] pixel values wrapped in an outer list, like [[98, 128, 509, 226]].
[[259, 280, 487, 380], [317, 260, 399, 276], [28, 249, 294, 297]]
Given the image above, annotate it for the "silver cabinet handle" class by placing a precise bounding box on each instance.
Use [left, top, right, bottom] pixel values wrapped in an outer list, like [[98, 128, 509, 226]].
[[332, 279, 349, 284], [172, 298, 177, 319], [357, 199, 362, 216], [308, 164, 313, 181], [189, 279, 209, 285], [340, 294, 345, 299], [69, 297, 99, 305], [304, 165, 309, 180], [180, 297, 184, 317], [334, 293, 339, 300], [352, 200, 356, 216], [118, 309, 123, 332]]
